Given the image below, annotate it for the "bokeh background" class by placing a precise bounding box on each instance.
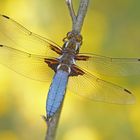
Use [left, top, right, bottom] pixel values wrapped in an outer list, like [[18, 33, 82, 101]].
[[0, 0, 140, 140]]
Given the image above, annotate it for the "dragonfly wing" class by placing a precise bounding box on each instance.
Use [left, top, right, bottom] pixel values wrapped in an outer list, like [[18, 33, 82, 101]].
[[0, 14, 62, 56], [68, 65, 135, 104], [76, 53, 140, 76], [0, 45, 58, 82]]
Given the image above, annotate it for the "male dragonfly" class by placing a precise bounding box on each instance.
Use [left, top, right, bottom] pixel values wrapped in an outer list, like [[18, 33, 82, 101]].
[[0, 15, 139, 119]]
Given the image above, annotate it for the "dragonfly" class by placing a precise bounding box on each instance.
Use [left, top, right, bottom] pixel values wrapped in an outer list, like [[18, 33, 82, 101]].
[[0, 14, 139, 119]]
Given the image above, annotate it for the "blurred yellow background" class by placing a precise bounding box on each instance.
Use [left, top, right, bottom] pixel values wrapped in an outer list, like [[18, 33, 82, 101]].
[[0, 0, 140, 140]]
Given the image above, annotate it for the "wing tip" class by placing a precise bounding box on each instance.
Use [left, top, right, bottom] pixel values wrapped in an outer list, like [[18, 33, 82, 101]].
[[124, 89, 136, 104], [2, 15, 10, 19], [124, 88, 132, 94]]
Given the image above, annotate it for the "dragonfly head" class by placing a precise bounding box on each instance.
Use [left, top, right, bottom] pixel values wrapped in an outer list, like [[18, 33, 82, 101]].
[[62, 31, 83, 54]]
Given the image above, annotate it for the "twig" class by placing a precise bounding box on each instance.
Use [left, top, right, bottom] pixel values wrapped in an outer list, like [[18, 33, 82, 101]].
[[66, 0, 76, 24], [67, 0, 89, 33], [43, 103, 63, 140], [45, 0, 89, 140]]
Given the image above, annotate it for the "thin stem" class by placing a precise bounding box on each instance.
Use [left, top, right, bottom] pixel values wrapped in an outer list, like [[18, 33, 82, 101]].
[[44, 105, 62, 140], [73, 0, 89, 33], [66, 0, 89, 33], [45, 0, 89, 140], [66, 0, 76, 24]]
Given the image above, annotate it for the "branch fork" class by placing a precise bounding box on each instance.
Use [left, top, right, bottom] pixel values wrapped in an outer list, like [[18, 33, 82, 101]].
[[66, 0, 89, 33]]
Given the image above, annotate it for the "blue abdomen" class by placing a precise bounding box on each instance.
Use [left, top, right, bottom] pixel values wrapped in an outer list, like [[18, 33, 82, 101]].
[[46, 70, 69, 118]]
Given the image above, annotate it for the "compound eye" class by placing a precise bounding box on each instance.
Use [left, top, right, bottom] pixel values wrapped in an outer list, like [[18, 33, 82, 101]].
[[76, 34, 83, 43], [67, 32, 73, 39]]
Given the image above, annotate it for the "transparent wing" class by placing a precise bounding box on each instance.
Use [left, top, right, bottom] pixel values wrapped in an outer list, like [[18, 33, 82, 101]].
[[76, 53, 140, 76], [0, 45, 56, 82], [0, 14, 62, 56], [68, 65, 135, 104]]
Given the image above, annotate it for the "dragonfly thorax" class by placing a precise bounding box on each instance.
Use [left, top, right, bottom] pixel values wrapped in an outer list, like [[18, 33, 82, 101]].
[[57, 52, 75, 74], [57, 63, 71, 74]]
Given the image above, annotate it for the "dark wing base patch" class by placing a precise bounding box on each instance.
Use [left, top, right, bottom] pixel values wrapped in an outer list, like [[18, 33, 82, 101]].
[[44, 58, 59, 73], [70, 65, 85, 76]]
